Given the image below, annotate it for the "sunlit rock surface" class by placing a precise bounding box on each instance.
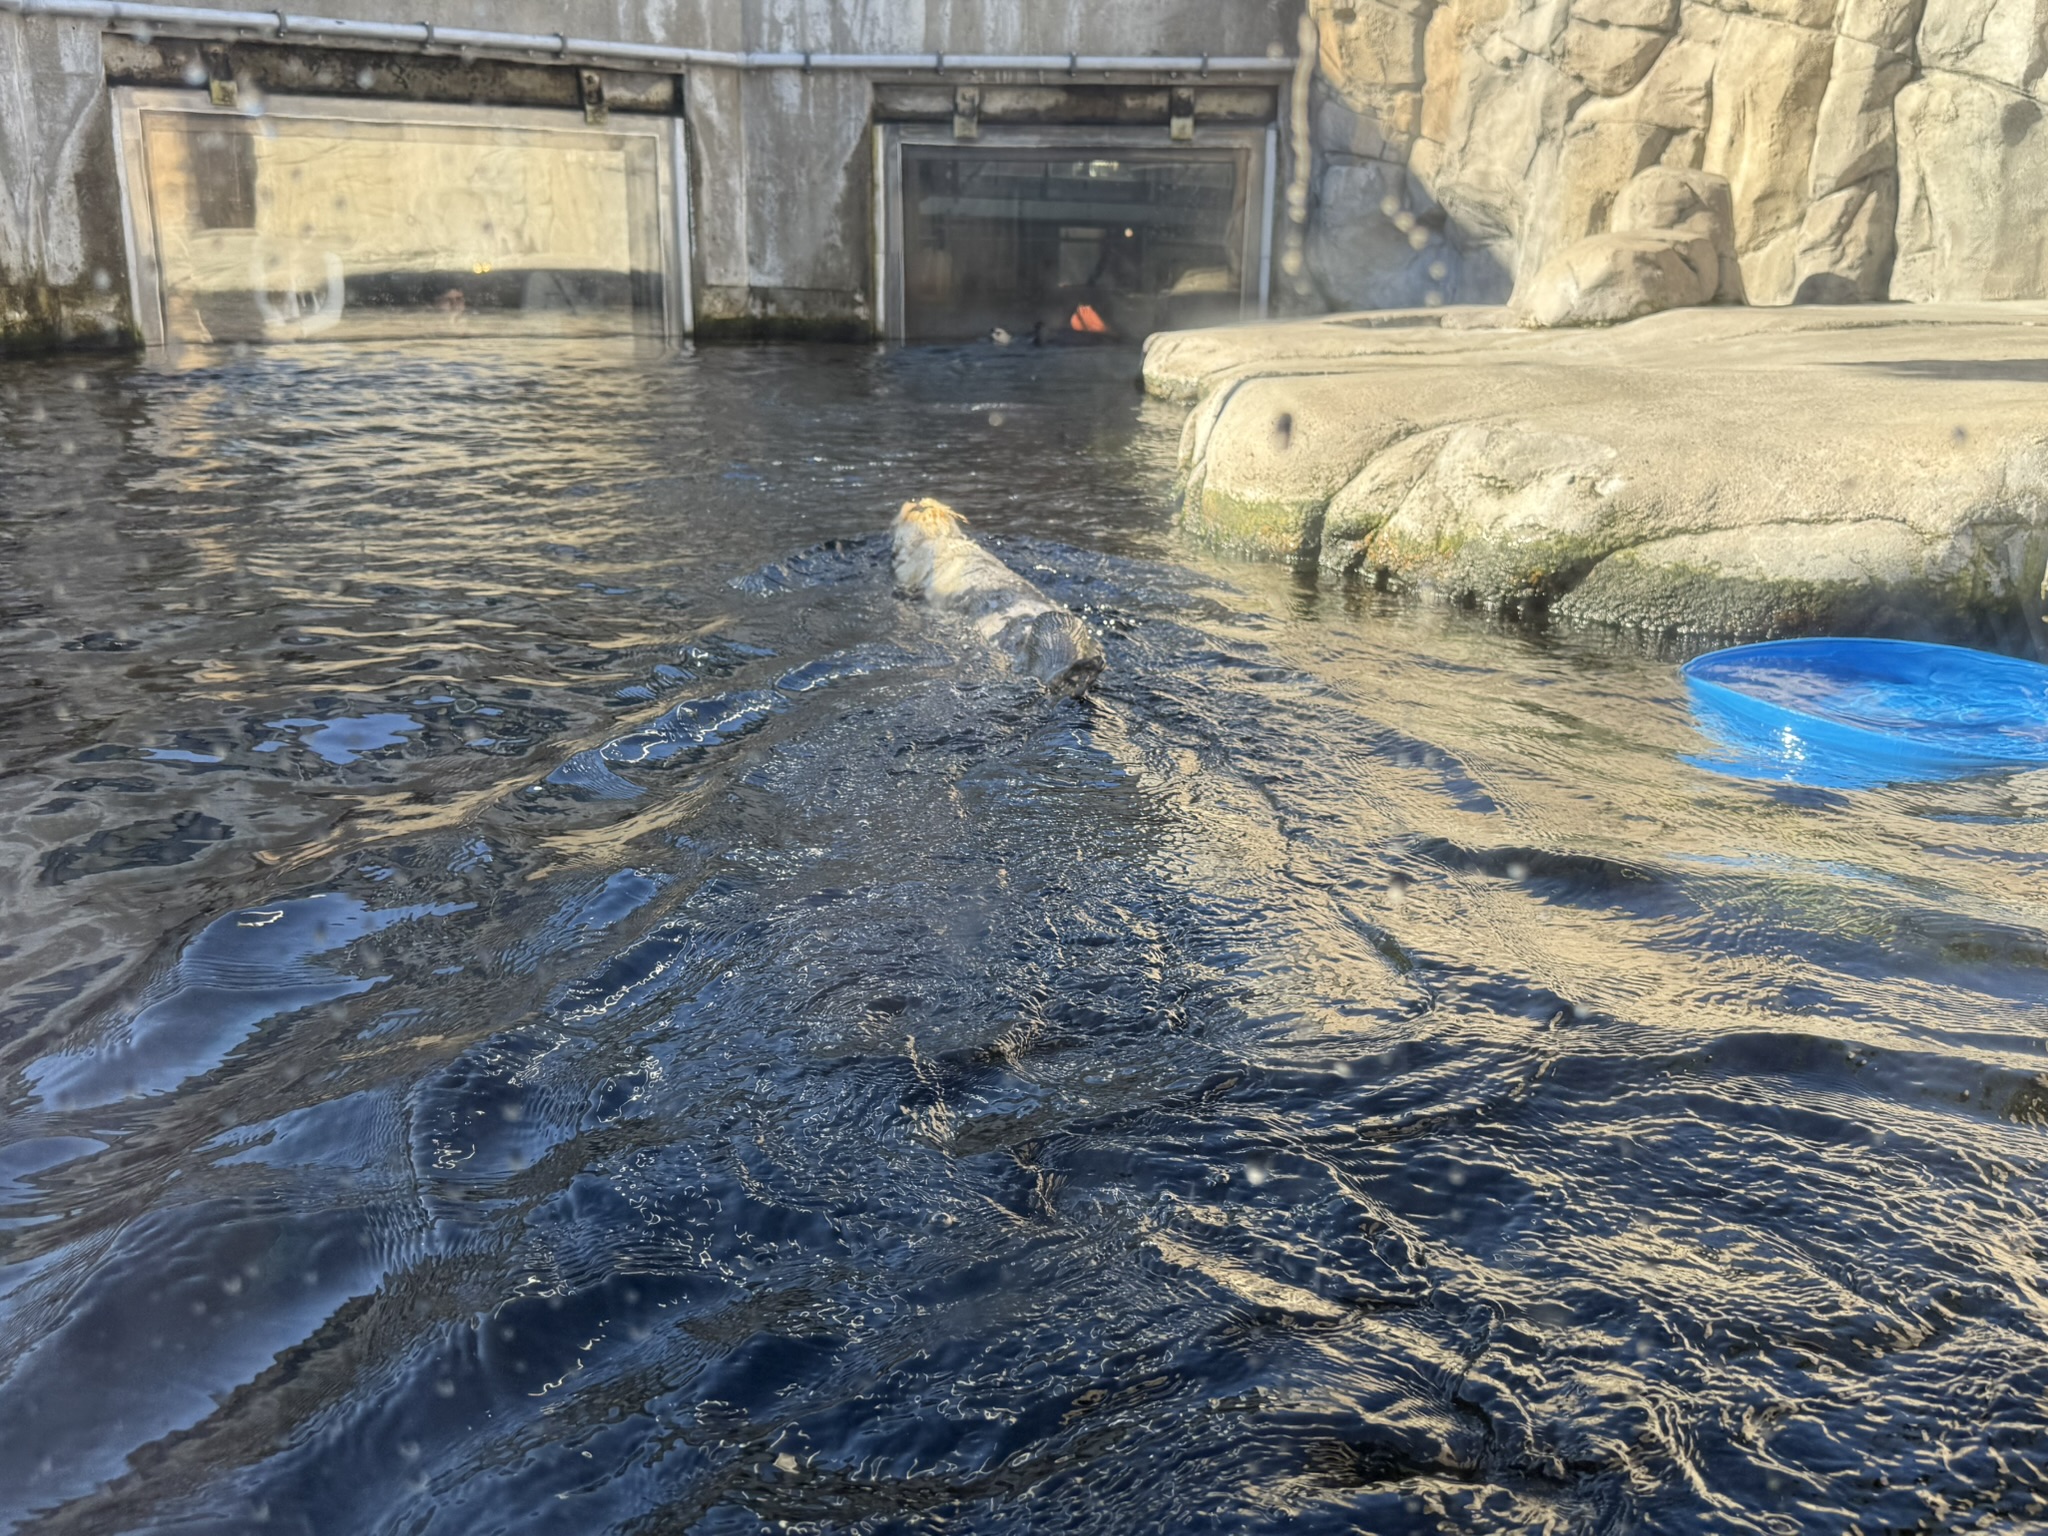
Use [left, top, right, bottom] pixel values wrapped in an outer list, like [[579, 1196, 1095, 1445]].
[[1516, 167, 1738, 327], [1302, 0, 2048, 315], [1147, 302, 2048, 638]]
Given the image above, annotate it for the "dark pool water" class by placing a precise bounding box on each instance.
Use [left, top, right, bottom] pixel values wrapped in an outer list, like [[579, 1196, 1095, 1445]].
[[4, 341, 2048, 1535]]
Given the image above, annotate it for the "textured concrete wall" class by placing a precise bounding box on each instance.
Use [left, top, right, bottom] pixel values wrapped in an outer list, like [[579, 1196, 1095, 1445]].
[[0, 0, 1295, 349], [25, 0, 2048, 348], [715, 0, 1296, 332], [0, 11, 134, 351]]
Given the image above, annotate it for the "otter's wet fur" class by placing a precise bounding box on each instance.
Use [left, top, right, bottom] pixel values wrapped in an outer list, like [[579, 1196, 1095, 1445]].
[[891, 498, 1105, 698]]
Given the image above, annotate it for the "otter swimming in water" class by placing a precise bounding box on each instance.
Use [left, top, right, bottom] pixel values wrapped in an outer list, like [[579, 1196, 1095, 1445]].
[[891, 498, 1105, 698]]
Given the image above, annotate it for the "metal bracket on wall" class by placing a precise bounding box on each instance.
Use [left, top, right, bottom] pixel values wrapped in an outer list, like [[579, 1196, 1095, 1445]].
[[578, 68, 608, 124], [203, 43, 236, 108], [952, 85, 980, 140], [1169, 86, 1196, 142]]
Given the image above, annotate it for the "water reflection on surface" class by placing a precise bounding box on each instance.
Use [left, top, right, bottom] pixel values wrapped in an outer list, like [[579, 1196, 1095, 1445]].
[[3, 342, 2048, 1533]]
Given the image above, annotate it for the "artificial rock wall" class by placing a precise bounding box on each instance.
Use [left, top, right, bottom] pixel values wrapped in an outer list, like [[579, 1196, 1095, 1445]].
[[1301, 0, 2048, 311]]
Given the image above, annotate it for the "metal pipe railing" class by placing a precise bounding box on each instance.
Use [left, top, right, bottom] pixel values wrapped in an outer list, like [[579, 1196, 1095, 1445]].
[[0, 0, 1297, 74]]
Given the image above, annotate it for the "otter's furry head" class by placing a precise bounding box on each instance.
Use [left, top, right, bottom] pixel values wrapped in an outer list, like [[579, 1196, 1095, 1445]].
[[895, 498, 968, 539]]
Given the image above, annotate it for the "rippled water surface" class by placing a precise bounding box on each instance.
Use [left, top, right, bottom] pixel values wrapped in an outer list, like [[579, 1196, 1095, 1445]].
[[5, 341, 2048, 1535]]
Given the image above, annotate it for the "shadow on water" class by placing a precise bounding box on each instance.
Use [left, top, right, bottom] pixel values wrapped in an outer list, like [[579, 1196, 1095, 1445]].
[[3, 341, 2048, 1533], [1838, 357, 2048, 382]]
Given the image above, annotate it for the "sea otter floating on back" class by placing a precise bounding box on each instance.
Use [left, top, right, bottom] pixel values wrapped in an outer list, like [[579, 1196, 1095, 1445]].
[[891, 498, 1105, 698]]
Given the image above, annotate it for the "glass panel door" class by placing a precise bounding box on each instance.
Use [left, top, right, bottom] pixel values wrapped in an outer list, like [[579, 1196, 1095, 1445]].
[[123, 96, 673, 345], [899, 145, 1248, 341]]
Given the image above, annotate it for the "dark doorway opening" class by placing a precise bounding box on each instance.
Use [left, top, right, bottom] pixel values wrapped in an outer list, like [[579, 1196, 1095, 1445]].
[[899, 145, 1252, 342]]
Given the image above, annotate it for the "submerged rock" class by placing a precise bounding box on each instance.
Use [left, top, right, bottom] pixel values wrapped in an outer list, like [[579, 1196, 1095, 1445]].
[[1146, 302, 2048, 641]]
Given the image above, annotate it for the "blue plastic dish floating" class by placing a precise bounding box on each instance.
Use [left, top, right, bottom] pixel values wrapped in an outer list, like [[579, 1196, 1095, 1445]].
[[1682, 637, 2048, 789]]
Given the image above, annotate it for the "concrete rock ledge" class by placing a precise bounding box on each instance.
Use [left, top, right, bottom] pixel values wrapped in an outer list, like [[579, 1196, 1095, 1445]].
[[1145, 303, 2048, 641]]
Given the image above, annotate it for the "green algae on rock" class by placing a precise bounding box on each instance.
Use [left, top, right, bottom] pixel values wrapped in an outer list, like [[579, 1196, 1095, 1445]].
[[1146, 303, 2048, 643]]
